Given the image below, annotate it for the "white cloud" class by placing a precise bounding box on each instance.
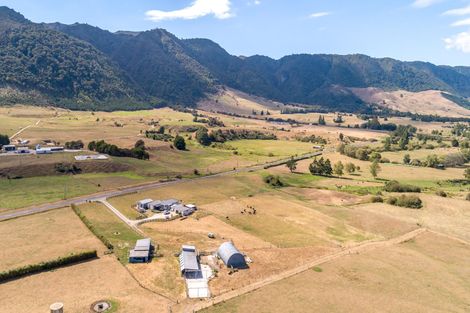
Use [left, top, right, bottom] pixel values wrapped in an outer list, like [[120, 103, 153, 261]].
[[443, 5, 470, 16], [412, 0, 443, 8], [146, 0, 233, 22], [253, 0, 261, 5], [444, 31, 470, 53], [308, 11, 331, 19], [452, 18, 470, 27]]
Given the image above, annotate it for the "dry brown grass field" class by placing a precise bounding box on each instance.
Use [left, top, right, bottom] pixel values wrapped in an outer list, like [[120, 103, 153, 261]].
[[0, 254, 171, 313], [202, 232, 470, 313], [0, 208, 104, 271]]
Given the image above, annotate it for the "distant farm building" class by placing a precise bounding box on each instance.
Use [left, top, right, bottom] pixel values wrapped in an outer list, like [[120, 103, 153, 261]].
[[129, 238, 152, 263], [137, 199, 153, 212], [173, 204, 195, 216], [179, 245, 201, 278], [74, 154, 108, 161], [2, 145, 16, 152], [15, 147, 30, 154], [217, 242, 247, 269], [35, 148, 52, 154], [149, 199, 180, 211]]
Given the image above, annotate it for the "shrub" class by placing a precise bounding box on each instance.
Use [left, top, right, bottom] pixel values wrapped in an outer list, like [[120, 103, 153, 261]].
[[435, 190, 447, 197], [387, 197, 397, 205], [55, 163, 81, 174], [410, 159, 421, 166], [371, 195, 384, 203], [380, 158, 390, 163], [384, 180, 421, 193], [196, 127, 212, 146], [345, 162, 356, 174], [263, 175, 284, 187], [0, 250, 97, 282], [388, 195, 422, 209]]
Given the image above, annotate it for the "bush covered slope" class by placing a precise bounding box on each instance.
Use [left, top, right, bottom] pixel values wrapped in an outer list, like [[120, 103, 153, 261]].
[[1, 6, 470, 112]]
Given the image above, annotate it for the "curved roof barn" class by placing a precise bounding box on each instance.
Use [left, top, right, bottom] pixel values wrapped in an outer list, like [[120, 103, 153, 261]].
[[217, 242, 247, 269]]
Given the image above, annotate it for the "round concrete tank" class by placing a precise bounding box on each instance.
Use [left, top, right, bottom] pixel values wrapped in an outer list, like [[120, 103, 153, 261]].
[[50, 302, 64, 313]]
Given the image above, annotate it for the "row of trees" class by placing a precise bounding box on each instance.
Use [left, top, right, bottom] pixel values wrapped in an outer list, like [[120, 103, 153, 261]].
[[88, 140, 149, 160], [196, 127, 277, 146], [64, 140, 84, 150]]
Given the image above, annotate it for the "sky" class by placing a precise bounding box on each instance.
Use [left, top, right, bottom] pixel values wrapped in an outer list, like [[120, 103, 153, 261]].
[[2, 0, 470, 66]]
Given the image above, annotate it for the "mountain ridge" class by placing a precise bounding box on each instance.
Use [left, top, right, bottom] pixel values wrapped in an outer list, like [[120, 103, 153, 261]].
[[1, 6, 470, 113]]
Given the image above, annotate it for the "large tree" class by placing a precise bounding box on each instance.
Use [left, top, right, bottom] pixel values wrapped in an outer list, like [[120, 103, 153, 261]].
[[174, 135, 186, 151], [0, 134, 10, 147], [286, 157, 297, 173]]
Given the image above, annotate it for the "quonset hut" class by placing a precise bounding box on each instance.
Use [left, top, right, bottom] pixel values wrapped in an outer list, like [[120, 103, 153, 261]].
[[217, 242, 247, 269]]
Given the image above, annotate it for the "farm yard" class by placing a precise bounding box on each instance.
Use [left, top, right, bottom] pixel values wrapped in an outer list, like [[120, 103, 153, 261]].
[[201, 232, 470, 313]]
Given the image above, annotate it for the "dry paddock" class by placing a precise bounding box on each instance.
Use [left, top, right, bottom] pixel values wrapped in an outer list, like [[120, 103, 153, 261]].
[[198, 231, 470, 313], [0, 208, 105, 271]]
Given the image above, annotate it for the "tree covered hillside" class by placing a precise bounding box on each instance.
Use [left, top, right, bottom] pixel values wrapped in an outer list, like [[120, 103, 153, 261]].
[[1, 6, 470, 113]]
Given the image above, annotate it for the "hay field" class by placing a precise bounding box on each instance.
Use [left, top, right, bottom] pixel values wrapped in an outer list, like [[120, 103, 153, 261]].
[[0, 208, 104, 271], [202, 232, 470, 313]]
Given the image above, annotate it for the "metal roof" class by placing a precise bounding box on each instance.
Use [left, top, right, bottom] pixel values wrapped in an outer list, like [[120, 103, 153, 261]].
[[129, 249, 149, 258], [217, 242, 247, 268], [134, 238, 151, 251], [173, 204, 189, 211], [161, 199, 179, 205], [138, 199, 153, 205], [180, 245, 199, 272]]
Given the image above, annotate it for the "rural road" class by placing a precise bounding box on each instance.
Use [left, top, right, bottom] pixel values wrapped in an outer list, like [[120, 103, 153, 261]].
[[0, 151, 322, 221]]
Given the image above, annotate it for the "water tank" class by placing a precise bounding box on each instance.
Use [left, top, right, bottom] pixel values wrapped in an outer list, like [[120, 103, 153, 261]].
[[50, 302, 64, 313]]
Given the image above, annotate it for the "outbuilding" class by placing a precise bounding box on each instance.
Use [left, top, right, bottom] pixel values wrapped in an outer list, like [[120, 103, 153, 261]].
[[137, 199, 153, 211], [179, 245, 200, 278], [173, 204, 194, 216], [129, 238, 152, 263], [150, 199, 180, 211], [2, 145, 16, 152], [217, 242, 247, 269]]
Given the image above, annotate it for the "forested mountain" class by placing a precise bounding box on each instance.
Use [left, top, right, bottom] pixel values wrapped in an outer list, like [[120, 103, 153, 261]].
[[0, 7, 148, 110], [1, 6, 470, 112]]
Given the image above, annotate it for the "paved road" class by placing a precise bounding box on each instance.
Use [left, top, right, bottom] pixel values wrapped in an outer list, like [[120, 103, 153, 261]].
[[0, 151, 322, 221]]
